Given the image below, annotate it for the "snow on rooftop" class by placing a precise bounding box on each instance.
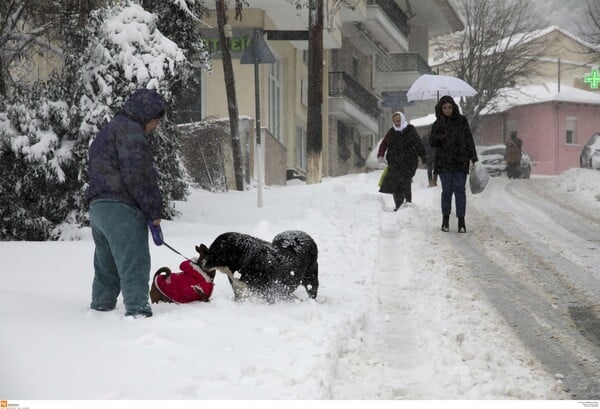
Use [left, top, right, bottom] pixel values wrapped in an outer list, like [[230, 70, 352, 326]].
[[403, 82, 600, 126], [482, 82, 600, 114], [410, 113, 437, 127], [431, 26, 598, 66]]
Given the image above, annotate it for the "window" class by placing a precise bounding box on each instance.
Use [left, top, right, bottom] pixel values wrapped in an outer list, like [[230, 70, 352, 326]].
[[337, 121, 352, 161], [566, 117, 577, 144], [296, 127, 306, 171], [268, 60, 282, 141], [300, 78, 308, 107], [352, 56, 359, 79]]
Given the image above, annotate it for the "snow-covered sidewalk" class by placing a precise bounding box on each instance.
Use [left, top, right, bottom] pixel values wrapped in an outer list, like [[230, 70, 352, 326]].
[[330, 188, 566, 399], [0, 170, 579, 402]]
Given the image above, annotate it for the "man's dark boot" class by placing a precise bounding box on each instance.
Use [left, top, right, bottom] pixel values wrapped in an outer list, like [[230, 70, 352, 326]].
[[441, 215, 450, 232], [458, 217, 466, 233]]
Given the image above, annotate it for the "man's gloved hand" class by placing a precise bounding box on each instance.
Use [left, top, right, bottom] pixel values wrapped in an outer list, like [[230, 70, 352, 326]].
[[148, 221, 163, 246]]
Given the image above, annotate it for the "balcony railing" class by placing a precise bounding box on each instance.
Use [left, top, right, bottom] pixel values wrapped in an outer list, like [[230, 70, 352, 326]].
[[367, 0, 410, 36], [376, 53, 432, 74], [329, 72, 381, 119]]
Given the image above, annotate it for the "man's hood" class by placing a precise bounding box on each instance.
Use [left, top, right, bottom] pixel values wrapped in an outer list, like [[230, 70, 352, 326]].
[[121, 88, 167, 126]]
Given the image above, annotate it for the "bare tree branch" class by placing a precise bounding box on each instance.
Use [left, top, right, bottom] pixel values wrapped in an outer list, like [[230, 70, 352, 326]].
[[577, 0, 600, 62], [0, 0, 100, 97], [439, 0, 551, 136]]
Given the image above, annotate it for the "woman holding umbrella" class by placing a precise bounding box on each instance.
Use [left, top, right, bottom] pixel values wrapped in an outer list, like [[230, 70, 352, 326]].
[[430, 95, 478, 233]]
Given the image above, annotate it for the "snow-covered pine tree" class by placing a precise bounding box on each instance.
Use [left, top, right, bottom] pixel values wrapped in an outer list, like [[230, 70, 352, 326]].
[[0, 2, 201, 239], [0, 1, 98, 240], [140, 0, 211, 123], [138, 0, 212, 202], [68, 3, 193, 220], [139, 0, 212, 200], [140, 0, 209, 61], [0, 88, 78, 240]]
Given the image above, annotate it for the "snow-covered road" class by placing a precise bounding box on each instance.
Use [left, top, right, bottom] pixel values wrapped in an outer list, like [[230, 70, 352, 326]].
[[467, 176, 600, 398], [331, 172, 600, 399]]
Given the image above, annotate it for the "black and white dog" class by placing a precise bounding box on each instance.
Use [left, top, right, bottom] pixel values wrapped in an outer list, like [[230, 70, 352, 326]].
[[197, 230, 319, 302]]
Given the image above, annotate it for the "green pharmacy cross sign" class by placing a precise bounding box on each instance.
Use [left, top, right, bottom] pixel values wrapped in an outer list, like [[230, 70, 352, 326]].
[[584, 68, 600, 89]]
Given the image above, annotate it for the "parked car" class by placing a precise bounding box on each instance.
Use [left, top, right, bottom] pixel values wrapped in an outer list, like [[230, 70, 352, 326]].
[[476, 144, 532, 178], [580, 132, 600, 170]]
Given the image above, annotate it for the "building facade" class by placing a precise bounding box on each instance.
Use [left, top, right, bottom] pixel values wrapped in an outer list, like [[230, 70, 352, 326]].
[[199, 0, 463, 183], [428, 26, 600, 175], [11, 0, 464, 186], [478, 84, 600, 175]]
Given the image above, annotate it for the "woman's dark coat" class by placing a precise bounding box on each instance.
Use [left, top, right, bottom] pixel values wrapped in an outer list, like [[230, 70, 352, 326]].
[[377, 124, 427, 194], [429, 96, 478, 174], [422, 132, 436, 165]]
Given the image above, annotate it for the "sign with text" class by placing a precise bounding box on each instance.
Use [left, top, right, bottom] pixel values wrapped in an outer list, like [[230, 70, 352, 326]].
[[201, 28, 255, 57]]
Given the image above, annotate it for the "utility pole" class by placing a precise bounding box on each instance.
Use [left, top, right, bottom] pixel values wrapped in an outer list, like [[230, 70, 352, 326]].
[[216, 0, 244, 190], [306, 0, 323, 184]]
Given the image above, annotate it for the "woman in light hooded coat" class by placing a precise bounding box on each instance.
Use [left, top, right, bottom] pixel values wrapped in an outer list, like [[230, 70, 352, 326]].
[[377, 111, 427, 211]]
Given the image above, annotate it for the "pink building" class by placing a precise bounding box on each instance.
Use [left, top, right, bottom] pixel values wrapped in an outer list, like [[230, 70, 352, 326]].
[[477, 83, 600, 175]]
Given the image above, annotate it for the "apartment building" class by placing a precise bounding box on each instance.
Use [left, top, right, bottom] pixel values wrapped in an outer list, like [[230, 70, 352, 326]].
[[199, 0, 462, 183], [12, 0, 463, 186]]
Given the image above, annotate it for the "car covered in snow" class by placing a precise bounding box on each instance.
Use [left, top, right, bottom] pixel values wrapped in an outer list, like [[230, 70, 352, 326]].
[[580, 132, 600, 170], [476, 144, 532, 178]]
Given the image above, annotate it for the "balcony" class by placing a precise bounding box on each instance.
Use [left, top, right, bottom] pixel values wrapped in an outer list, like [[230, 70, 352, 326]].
[[373, 53, 432, 92], [367, 0, 409, 36], [328, 71, 380, 134], [341, 0, 410, 55], [376, 53, 431, 74], [215, 1, 342, 49]]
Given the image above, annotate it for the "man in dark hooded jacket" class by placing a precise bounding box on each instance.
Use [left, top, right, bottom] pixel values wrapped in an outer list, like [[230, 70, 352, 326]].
[[505, 134, 523, 179], [86, 88, 167, 318]]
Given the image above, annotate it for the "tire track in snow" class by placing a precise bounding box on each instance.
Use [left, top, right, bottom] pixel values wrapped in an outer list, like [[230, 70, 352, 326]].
[[464, 177, 600, 399]]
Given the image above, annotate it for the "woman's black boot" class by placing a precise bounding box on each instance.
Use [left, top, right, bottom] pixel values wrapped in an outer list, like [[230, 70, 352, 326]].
[[393, 192, 403, 211], [441, 215, 449, 232], [458, 217, 466, 233]]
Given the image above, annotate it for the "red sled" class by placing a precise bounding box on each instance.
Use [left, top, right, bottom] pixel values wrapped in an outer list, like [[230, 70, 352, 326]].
[[150, 260, 215, 304]]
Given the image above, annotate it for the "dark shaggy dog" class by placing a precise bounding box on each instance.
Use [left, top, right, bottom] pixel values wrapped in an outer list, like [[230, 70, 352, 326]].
[[197, 230, 319, 302]]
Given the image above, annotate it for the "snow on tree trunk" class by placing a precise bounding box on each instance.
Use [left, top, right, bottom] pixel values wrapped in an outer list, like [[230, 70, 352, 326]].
[[306, 0, 323, 185], [305, 151, 322, 185]]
